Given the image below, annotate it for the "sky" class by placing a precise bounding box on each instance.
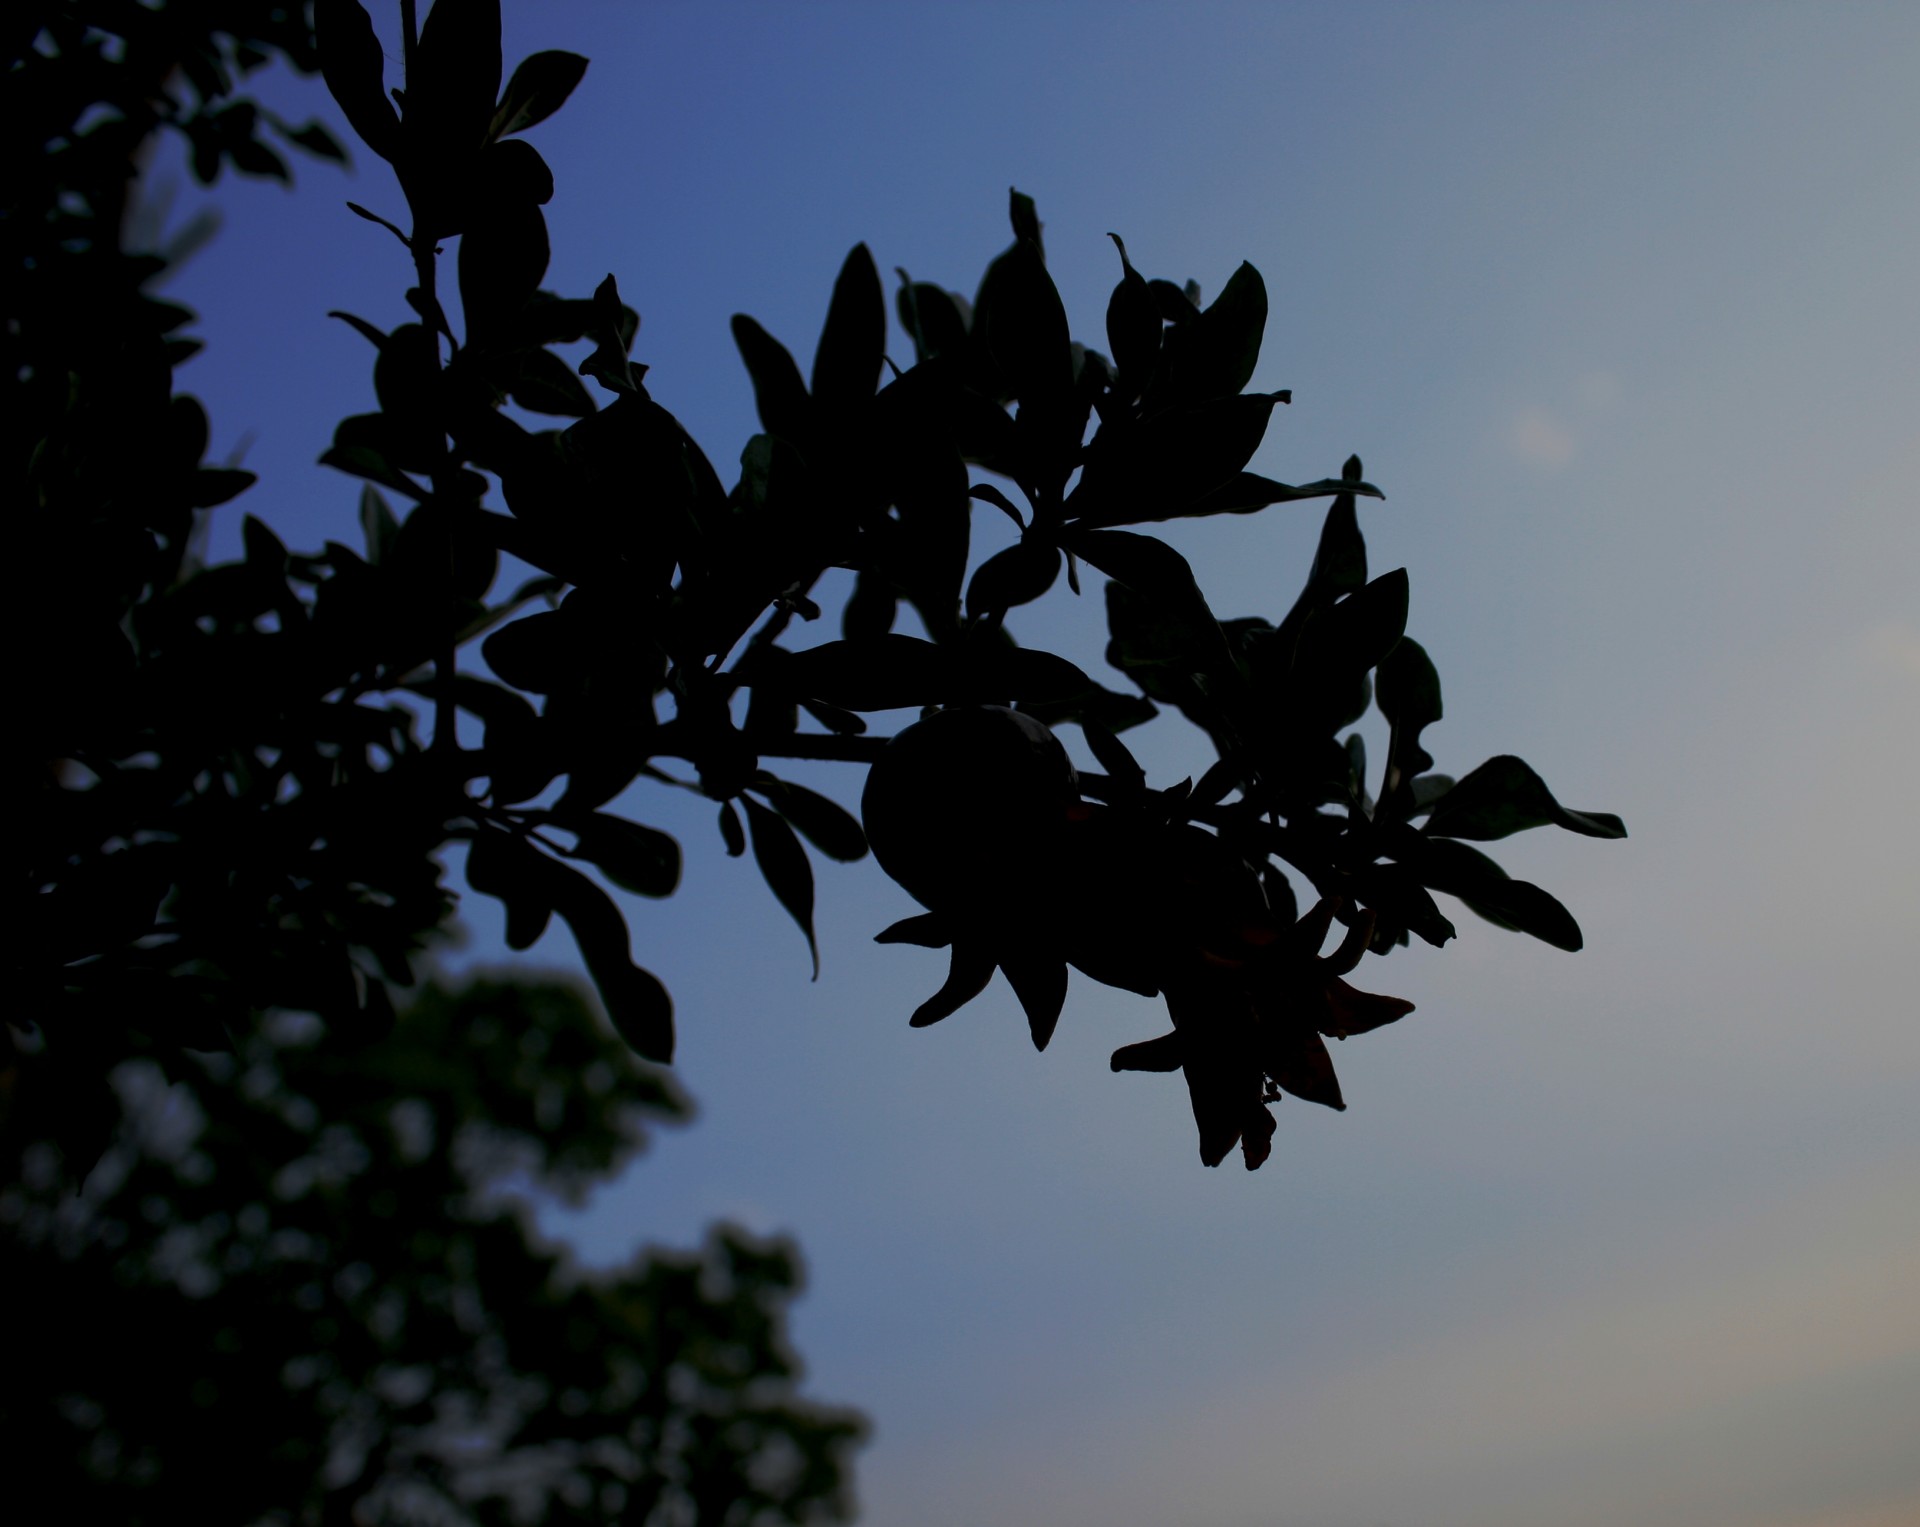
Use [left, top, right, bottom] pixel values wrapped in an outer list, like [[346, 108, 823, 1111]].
[[150, 3, 1919, 1524]]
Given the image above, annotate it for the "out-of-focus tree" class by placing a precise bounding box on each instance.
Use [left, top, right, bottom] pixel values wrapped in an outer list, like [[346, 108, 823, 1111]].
[[0, 973, 866, 1525]]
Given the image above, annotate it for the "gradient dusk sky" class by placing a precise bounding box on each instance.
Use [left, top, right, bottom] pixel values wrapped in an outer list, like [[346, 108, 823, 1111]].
[[151, 4, 1918, 1524]]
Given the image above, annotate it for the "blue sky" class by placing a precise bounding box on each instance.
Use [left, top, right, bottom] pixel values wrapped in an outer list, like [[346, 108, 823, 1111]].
[[154, 4, 1918, 1524]]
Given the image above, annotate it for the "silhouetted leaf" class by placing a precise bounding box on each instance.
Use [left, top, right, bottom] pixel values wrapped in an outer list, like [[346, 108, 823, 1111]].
[[875, 913, 952, 948], [966, 537, 1060, 617], [1175, 470, 1381, 520], [466, 827, 554, 950], [750, 777, 869, 862], [315, 0, 400, 160], [743, 797, 818, 976], [731, 315, 812, 442], [718, 801, 746, 858], [359, 485, 400, 563], [894, 271, 971, 362], [1105, 234, 1161, 397], [1081, 719, 1146, 798], [411, 0, 502, 172], [1411, 838, 1585, 950], [491, 50, 588, 139], [1377, 635, 1441, 809], [1424, 756, 1628, 841], [1110, 1031, 1185, 1072], [976, 238, 1071, 407], [909, 944, 996, 1026], [1000, 952, 1068, 1050], [509, 347, 595, 416], [1071, 393, 1283, 526], [811, 244, 884, 407], [460, 203, 549, 346], [189, 468, 256, 508], [570, 815, 681, 897], [545, 860, 674, 1061], [1155, 260, 1266, 405]]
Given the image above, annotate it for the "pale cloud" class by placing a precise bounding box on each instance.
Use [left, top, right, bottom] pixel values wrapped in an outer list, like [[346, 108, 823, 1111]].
[[1508, 405, 1578, 468], [1575, 368, 1621, 409], [1861, 618, 1920, 679]]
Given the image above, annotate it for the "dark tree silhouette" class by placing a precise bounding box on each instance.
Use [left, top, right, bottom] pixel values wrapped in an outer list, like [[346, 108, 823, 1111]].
[[1, 972, 866, 1524], [10, 0, 1622, 1181]]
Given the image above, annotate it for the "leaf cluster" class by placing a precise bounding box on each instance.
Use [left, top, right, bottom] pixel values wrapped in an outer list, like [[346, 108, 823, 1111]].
[[11, 0, 1624, 1180]]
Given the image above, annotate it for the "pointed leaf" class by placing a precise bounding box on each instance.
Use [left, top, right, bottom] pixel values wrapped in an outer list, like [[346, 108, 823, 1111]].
[[718, 801, 746, 857], [966, 537, 1061, 618], [491, 50, 588, 138], [910, 944, 996, 1027], [752, 777, 869, 862], [570, 814, 681, 897], [315, 0, 400, 160], [545, 859, 675, 1061], [731, 314, 813, 441], [812, 244, 884, 406], [464, 827, 553, 950], [1424, 756, 1628, 841], [743, 796, 818, 975], [875, 913, 953, 948], [1001, 953, 1069, 1050]]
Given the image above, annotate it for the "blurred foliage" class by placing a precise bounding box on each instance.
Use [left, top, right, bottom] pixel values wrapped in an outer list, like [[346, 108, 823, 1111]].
[[0, 973, 866, 1523], [10, 0, 1624, 1180]]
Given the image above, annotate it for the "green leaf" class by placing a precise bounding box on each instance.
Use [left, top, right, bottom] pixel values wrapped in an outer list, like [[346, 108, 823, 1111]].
[[1080, 719, 1146, 797], [459, 203, 550, 347], [1376, 635, 1442, 809], [508, 346, 596, 417], [465, 827, 554, 950], [751, 777, 869, 862], [1071, 394, 1284, 526], [743, 796, 819, 976], [1424, 756, 1628, 841], [1177, 470, 1382, 520], [1154, 260, 1267, 405], [782, 634, 1092, 711], [966, 537, 1061, 618], [411, 0, 502, 165], [1307, 495, 1367, 597], [315, 0, 400, 160], [490, 50, 589, 139], [1015, 681, 1159, 736], [1000, 952, 1068, 1051], [1353, 863, 1457, 948], [811, 244, 884, 407], [545, 860, 675, 1061], [910, 944, 997, 1027], [570, 815, 682, 897], [1069, 529, 1235, 682], [1411, 838, 1585, 951], [894, 270, 971, 363], [482, 610, 573, 693], [358, 485, 400, 563], [1294, 569, 1410, 684], [718, 801, 746, 857], [189, 468, 257, 508], [579, 274, 643, 394], [875, 913, 952, 948], [1104, 233, 1161, 398], [1008, 186, 1044, 252], [976, 239, 1072, 407], [731, 315, 813, 441]]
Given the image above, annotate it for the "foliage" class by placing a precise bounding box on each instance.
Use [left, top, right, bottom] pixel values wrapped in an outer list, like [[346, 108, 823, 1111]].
[[0, 973, 866, 1524], [10, 0, 1624, 1178]]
